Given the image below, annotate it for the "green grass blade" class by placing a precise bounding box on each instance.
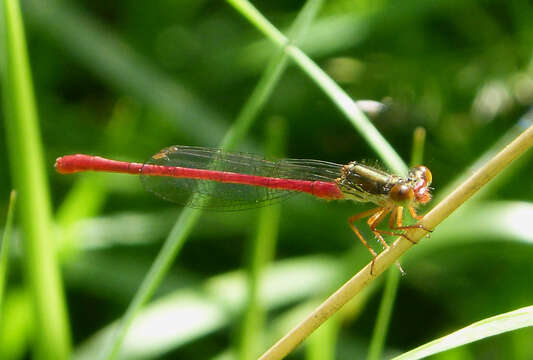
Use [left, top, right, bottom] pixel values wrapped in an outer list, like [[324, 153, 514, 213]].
[[392, 305, 533, 360], [0, 288, 32, 360], [102, 206, 202, 360], [101, 1, 323, 358], [0, 0, 71, 358], [226, 0, 408, 175], [239, 204, 281, 359], [238, 118, 286, 360], [75, 255, 343, 360], [366, 268, 400, 360], [0, 190, 16, 319], [221, 0, 324, 149], [410, 127, 426, 167], [306, 313, 339, 360]]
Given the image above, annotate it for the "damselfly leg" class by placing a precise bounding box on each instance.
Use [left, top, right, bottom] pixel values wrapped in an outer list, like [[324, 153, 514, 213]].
[[347, 204, 434, 275], [390, 206, 433, 238], [348, 207, 406, 275]]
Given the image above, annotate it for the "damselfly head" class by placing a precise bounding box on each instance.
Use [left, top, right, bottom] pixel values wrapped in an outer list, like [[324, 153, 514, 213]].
[[408, 165, 432, 204]]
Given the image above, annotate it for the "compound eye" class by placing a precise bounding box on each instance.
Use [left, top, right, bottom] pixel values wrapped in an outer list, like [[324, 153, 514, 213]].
[[390, 183, 414, 204], [415, 166, 432, 185]]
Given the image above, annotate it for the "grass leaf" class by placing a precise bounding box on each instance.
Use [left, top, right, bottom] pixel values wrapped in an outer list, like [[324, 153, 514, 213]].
[[0, 0, 71, 358], [392, 305, 533, 360], [0, 190, 16, 319], [75, 256, 343, 360]]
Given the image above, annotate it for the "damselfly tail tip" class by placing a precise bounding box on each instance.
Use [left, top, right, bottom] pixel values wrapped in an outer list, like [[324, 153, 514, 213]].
[[55, 155, 81, 174], [55, 156, 70, 174]]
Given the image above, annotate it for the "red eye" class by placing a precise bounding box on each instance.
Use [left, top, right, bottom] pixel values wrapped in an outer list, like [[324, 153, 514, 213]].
[[390, 184, 414, 203], [416, 186, 432, 204], [409, 166, 432, 204]]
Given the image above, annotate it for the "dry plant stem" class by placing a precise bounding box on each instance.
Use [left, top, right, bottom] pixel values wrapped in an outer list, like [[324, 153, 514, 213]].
[[259, 124, 533, 360]]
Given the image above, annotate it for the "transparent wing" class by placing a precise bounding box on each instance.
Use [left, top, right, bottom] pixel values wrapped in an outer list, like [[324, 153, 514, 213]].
[[140, 146, 343, 211]]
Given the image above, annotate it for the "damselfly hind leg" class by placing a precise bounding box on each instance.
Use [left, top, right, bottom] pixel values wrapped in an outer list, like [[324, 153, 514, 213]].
[[367, 208, 405, 275], [348, 207, 404, 275], [374, 206, 414, 243], [348, 208, 381, 275]]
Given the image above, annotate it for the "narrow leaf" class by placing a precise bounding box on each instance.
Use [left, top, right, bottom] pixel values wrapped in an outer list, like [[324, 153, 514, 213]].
[[392, 305, 533, 360]]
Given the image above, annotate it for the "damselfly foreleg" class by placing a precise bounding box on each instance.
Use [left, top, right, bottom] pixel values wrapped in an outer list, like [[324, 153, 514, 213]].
[[389, 206, 433, 239]]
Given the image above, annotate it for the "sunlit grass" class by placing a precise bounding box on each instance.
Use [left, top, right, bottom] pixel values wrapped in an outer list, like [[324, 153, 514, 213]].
[[392, 305, 533, 360], [0, 191, 16, 320], [0, 0, 70, 358]]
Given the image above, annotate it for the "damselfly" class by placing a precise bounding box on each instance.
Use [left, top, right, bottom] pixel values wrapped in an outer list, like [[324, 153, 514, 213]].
[[55, 146, 433, 272]]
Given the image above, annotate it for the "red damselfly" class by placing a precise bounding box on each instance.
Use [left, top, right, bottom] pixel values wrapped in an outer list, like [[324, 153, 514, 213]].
[[55, 145, 433, 272]]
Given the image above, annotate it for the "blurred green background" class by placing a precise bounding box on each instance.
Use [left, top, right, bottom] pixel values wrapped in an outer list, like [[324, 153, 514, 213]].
[[1, 0, 533, 359]]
